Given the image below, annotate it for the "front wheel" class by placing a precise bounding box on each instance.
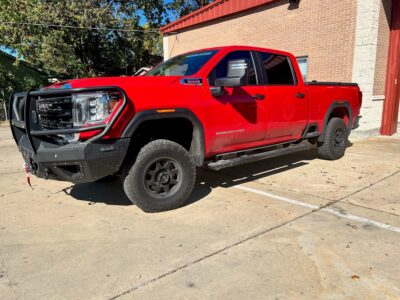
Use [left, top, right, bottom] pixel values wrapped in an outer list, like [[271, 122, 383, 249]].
[[123, 139, 196, 212], [317, 117, 349, 160]]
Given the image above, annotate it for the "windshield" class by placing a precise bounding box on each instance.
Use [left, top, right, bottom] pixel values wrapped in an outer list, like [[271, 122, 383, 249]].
[[147, 50, 218, 76]]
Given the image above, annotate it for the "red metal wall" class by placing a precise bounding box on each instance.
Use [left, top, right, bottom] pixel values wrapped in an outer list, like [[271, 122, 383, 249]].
[[381, 0, 400, 135]]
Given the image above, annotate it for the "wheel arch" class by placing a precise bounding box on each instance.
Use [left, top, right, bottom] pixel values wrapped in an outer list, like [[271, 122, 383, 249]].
[[318, 101, 353, 142], [121, 109, 205, 166]]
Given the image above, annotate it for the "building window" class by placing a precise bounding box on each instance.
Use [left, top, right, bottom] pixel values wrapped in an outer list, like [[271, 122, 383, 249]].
[[296, 56, 308, 82]]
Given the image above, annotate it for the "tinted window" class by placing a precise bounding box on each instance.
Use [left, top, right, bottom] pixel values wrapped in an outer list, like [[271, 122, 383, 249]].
[[259, 52, 295, 85], [147, 50, 218, 76], [209, 51, 257, 86]]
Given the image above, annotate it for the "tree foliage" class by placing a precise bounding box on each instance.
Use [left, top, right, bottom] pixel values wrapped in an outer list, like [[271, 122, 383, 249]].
[[0, 0, 166, 77], [167, 0, 212, 18], [0, 0, 213, 79], [0, 54, 49, 117]]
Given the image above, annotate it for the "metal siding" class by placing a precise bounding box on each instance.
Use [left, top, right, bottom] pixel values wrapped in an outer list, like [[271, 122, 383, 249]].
[[381, 0, 400, 135], [160, 0, 278, 33]]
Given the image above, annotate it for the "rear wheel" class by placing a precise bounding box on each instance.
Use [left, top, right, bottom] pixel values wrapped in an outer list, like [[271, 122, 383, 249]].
[[123, 139, 196, 212], [318, 117, 349, 160]]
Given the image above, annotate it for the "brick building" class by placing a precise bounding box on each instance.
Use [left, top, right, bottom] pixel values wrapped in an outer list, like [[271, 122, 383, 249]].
[[161, 0, 400, 136]]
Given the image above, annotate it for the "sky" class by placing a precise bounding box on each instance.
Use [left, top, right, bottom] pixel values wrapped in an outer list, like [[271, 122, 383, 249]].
[[1, 46, 16, 57]]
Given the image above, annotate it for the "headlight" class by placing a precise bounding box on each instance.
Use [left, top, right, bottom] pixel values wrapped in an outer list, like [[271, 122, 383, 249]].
[[72, 91, 121, 127]]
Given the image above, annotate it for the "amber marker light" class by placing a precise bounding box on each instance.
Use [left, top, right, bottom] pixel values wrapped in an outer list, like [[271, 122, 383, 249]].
[[156, 109, 176, 113]]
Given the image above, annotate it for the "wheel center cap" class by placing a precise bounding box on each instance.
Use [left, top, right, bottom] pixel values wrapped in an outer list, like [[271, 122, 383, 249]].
[[158, 172, 169, 184]]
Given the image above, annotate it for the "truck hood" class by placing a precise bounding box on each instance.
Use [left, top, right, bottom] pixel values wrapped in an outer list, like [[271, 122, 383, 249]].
[[45, 76, 181, 90]]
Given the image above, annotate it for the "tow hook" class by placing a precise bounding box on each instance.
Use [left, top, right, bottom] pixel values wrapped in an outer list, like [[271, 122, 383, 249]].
[[44, 168, 49, 180], [23, 163, 33, 189]]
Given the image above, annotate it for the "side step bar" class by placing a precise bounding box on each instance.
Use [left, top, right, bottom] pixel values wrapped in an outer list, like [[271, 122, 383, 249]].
[[207, 141, 312, 171]]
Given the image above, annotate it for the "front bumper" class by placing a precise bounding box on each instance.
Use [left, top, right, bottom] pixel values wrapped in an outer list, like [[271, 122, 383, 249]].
[[10, 87, 130, 183], [18, 135, 130, 183]]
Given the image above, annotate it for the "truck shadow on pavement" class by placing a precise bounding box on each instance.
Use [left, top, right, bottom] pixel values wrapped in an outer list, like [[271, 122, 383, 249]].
[[68, 149, 319, 208]]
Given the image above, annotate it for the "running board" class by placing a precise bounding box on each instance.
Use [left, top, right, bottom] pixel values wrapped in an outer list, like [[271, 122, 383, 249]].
[[207, 141, 312, 170]]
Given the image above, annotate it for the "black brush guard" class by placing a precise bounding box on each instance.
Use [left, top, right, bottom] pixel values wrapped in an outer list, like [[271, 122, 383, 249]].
[[9, 86, 130, 183]]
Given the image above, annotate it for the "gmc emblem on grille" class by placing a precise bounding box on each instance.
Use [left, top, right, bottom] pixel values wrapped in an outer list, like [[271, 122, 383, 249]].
[[38, 103, 53, 110]]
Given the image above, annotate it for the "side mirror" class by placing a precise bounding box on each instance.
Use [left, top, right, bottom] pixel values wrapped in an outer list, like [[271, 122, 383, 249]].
[[215, 76, 246, 87], [210, 86, 224, 97], [215, 59, 250, 88]]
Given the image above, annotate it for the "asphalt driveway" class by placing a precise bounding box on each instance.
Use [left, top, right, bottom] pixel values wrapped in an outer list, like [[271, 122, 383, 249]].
[[0, 127, 399, 299]]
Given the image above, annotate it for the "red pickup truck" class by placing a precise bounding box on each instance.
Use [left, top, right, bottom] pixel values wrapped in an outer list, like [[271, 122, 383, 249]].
[[10, 46, 362, 212]]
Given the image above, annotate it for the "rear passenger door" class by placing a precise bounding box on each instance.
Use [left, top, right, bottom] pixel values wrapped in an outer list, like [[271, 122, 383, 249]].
[[256, 51, 308, 141]]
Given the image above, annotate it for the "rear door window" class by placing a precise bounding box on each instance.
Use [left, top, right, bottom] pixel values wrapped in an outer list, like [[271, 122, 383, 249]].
[[258, 52, 296, 85]]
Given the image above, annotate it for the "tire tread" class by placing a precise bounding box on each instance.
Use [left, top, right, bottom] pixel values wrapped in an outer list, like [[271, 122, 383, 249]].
[[123, 139, 196, 212], [318, 117, 348, 160]]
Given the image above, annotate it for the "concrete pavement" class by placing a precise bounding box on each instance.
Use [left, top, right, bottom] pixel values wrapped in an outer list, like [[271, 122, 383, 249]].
[[0, 127, 399, 299]]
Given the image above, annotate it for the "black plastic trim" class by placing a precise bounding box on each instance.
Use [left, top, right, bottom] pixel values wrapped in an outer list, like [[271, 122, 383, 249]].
[[8, 92, 18, 143], [121, 108, 205, 166], [302, 122, 320, 139], [31, 125, 107, 136], [207, 141, 311, 170], [306, 82, 359, 86], [318, 101, 353, 142], [24, 89, 36, 153], [353, 115, 362, 129]]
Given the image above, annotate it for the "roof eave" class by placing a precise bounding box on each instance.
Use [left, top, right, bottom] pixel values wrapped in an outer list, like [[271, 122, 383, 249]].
[[161, 0, 279, 34]]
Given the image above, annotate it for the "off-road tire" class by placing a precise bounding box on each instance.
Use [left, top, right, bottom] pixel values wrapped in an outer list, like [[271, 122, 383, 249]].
[[317, 117, 349, 160], [123, 139, 196, 212]]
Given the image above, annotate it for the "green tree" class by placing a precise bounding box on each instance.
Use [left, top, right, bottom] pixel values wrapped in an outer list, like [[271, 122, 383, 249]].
[[0, 56, 50, 119], [167, 0, 212, 19], [0, 0, 166, 78]]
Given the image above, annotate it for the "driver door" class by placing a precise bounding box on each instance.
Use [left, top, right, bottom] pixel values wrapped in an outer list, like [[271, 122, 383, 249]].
[[205, 51, 266, 154]]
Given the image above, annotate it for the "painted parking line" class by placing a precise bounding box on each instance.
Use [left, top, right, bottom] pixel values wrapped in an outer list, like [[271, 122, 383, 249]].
[[234, 185, 400, 234]]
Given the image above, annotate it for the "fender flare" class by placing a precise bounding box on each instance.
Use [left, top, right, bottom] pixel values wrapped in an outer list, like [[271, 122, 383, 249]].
[[121, 109, 206, 166], [318, 101, 353, 142]]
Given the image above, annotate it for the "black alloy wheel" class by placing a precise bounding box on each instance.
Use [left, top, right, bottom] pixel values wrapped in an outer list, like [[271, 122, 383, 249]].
[[144, 158, 182, 197]]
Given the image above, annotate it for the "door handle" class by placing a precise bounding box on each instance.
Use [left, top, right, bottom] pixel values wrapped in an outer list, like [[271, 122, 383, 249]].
[[296, 93, 305, 99], [252, 94, 265, 100]]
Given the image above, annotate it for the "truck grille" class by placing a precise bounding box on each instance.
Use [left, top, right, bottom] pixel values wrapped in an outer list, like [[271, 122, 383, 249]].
[[36, 96, 73, 130]]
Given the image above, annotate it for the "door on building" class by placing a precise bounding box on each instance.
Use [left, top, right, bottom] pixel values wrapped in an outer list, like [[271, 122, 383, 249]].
[[255, 51, 308, 141], [207, 50, 267, 153]]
